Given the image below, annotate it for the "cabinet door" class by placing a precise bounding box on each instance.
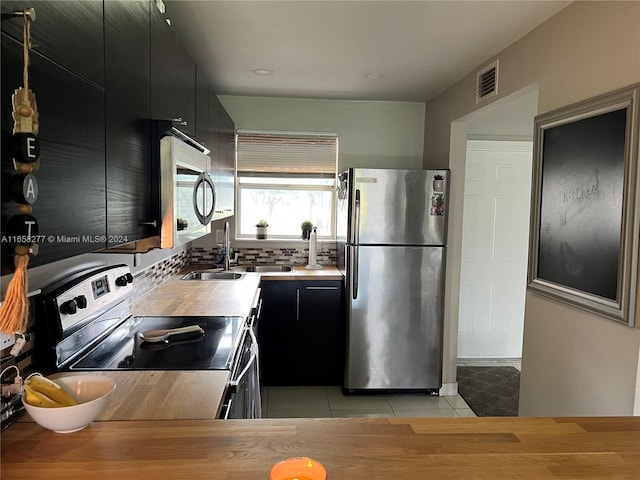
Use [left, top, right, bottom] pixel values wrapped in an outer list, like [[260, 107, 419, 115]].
[[104, 0, 152, 246], [208, 88, 221, 171], [150, 3, 177, 121], [257, 280, 300, 385], [1, 0, 104, 87], [215, 103, 235, 219], [149, 8, 195, 134], [1, 34, 105, 272], [175, 41, 196, 135], [195, 67, 209, 146], [301, 280, 344, 385]]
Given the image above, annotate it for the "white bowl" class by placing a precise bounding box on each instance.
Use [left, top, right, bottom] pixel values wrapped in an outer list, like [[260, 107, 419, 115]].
[[22, 374, 116, 433]]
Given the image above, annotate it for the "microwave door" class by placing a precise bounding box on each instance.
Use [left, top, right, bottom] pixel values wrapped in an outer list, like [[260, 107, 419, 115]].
[[175, 170, 207, 243]]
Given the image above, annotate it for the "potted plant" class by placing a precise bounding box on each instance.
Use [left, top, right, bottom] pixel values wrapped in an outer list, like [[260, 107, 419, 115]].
[[256, 219, 269, 239], [301, 220, 313, 240]]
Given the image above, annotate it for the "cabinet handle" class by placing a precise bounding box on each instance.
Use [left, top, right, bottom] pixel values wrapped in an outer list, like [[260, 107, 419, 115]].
[[305, 286, 338, 290], [140, 221, 157, 227], [256, 298, 263, 320], [296, 288, 300, 321]]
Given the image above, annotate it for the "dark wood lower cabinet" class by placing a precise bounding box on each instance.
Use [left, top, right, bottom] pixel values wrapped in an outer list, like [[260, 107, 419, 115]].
[[258, 280, 344, 386]]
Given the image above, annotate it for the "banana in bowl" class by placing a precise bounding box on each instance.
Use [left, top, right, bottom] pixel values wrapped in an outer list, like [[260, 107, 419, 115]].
[[22, 374, 116, 433]]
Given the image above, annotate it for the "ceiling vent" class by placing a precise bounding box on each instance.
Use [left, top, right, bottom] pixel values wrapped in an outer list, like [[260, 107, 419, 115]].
[[476, 60, 498, 104]]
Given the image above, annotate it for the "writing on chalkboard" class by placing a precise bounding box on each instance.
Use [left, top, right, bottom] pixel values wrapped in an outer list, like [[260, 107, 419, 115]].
[[562, 182, 597, 205]]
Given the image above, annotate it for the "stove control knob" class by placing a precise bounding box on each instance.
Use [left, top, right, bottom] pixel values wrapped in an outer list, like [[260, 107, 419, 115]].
[[125, 273, 134, 283], [75, 295, 88, 309], [60, 299, 77, 315], [115, 275, 128, 287]]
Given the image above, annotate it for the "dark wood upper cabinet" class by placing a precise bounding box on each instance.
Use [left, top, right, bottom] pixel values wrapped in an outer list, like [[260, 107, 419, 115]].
[[208, 88, 221, 171], [1, 0, 104, 87], [1, 33, 105, 272], [195, 66, 209, 146], [216, 101, 235, 219], [1, 0, 234, 266], [104, 0, 153, 246], [150, 5, 177, 122], [174, 41, 196, 136], [150, 7, 196, 134]]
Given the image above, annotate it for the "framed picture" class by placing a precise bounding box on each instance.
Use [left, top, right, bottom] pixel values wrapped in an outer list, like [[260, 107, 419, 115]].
[[528, 84, 640, 326]]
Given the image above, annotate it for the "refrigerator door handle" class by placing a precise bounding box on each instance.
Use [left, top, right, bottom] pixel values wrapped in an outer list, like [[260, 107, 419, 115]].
[[353, 246, 359, 300], [352, 188, 361, 300], [354, 189, 361, 245]]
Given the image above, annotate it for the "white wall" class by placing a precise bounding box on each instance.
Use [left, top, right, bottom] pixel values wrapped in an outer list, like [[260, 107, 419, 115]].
[[218, 96, 426, 171], [424, 1, 640, 415]]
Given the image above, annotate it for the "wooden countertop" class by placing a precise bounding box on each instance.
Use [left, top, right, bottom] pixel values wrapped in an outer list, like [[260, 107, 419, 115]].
[[131, 266, 261, 317], [2, 416, 639, 479], [254, 264, 343, 281], [41, 371, 230, 420], [131, 264, 342, 317]]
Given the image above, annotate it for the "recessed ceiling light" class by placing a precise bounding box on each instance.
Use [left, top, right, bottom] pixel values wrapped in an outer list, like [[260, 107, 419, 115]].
[[363, 72, 384, 80], [252, 69, 274, 76]]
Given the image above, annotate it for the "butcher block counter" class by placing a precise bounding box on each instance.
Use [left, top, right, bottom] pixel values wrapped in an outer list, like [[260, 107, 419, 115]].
[[131, 264, 343, 317], [2, 416, 639, 479], [43, 371, 231, 420]]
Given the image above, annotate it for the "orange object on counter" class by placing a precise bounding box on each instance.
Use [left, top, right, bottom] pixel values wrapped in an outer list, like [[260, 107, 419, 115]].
[[270, 457, 327, 480]]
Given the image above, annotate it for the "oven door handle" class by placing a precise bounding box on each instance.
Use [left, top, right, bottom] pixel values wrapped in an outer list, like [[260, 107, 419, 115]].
[[230, 328, 259, 387], [220, 394, 233, 420], [230, 350, 257, 388]]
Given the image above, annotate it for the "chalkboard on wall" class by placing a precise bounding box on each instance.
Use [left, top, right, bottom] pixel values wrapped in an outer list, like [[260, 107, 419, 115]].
[[528, 84, 640, 327]]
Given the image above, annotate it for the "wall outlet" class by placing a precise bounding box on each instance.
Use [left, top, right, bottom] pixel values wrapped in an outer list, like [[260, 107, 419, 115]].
[[0, 333, 15, 350], [215, 229, 224, 244]]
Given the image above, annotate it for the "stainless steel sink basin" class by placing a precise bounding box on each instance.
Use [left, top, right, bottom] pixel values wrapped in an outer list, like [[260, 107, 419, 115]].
[[181, 271, 245, 281], [244, 265, 294, 273]]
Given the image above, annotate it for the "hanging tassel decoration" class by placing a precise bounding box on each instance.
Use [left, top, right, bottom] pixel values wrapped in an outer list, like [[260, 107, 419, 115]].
[[0, 9, 37, 335], [0, 248, 30, 334]]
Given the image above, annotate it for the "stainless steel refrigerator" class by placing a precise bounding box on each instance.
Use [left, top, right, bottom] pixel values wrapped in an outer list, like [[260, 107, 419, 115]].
[[336, 168, 449, 392]]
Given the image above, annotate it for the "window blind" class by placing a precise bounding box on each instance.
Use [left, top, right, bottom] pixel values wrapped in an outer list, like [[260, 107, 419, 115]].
[[237, 132, 337, 176]]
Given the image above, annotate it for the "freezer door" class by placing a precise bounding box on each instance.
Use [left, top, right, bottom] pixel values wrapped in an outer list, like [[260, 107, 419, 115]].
[[345, 245, 445, 390], [347, 168, 449, 246]]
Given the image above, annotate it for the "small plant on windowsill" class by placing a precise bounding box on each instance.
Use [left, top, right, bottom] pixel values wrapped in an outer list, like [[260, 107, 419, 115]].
[[256, 220, 269, 239], [301, 220, 313, 240]]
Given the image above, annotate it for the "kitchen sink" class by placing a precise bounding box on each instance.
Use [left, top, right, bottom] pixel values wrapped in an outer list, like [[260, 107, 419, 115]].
[[181, 271, 245, 281], [243, 265, 294, 273]]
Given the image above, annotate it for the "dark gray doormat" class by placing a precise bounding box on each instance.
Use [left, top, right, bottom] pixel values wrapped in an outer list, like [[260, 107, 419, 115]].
[[457, 366, 520, 417]]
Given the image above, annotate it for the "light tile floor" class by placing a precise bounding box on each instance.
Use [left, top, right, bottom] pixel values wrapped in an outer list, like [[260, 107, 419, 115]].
[[261, 359, 520, 419], [262, 386, 475, 418]]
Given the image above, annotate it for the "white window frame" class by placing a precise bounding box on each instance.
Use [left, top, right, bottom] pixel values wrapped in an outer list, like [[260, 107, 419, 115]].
[[235, 131, 338, 242]]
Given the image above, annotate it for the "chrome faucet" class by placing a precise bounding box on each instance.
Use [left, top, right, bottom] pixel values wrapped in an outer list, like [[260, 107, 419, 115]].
[[222, 221, 231, 271]]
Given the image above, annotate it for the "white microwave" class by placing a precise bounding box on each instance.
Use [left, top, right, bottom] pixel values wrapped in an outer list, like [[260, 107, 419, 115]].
[[159, 135, 215, 248]]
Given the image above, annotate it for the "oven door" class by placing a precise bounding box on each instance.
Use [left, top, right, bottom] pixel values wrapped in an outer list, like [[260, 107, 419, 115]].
[[220, 327, 261, 419]]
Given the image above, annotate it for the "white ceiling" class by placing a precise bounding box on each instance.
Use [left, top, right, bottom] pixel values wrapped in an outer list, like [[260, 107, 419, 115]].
[[164, 0, 571, 103]]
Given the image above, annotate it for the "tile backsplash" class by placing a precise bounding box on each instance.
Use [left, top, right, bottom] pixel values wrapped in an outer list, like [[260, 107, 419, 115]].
[[191, 245, 337, 266], [130, 249, 191, 304]]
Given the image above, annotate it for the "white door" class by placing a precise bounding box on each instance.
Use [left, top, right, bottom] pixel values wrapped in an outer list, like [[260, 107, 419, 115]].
[[457, 140, 533, 358]]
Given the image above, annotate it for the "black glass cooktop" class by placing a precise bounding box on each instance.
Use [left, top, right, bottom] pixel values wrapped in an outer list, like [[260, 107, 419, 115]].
[[69, 316, 245, 370]]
